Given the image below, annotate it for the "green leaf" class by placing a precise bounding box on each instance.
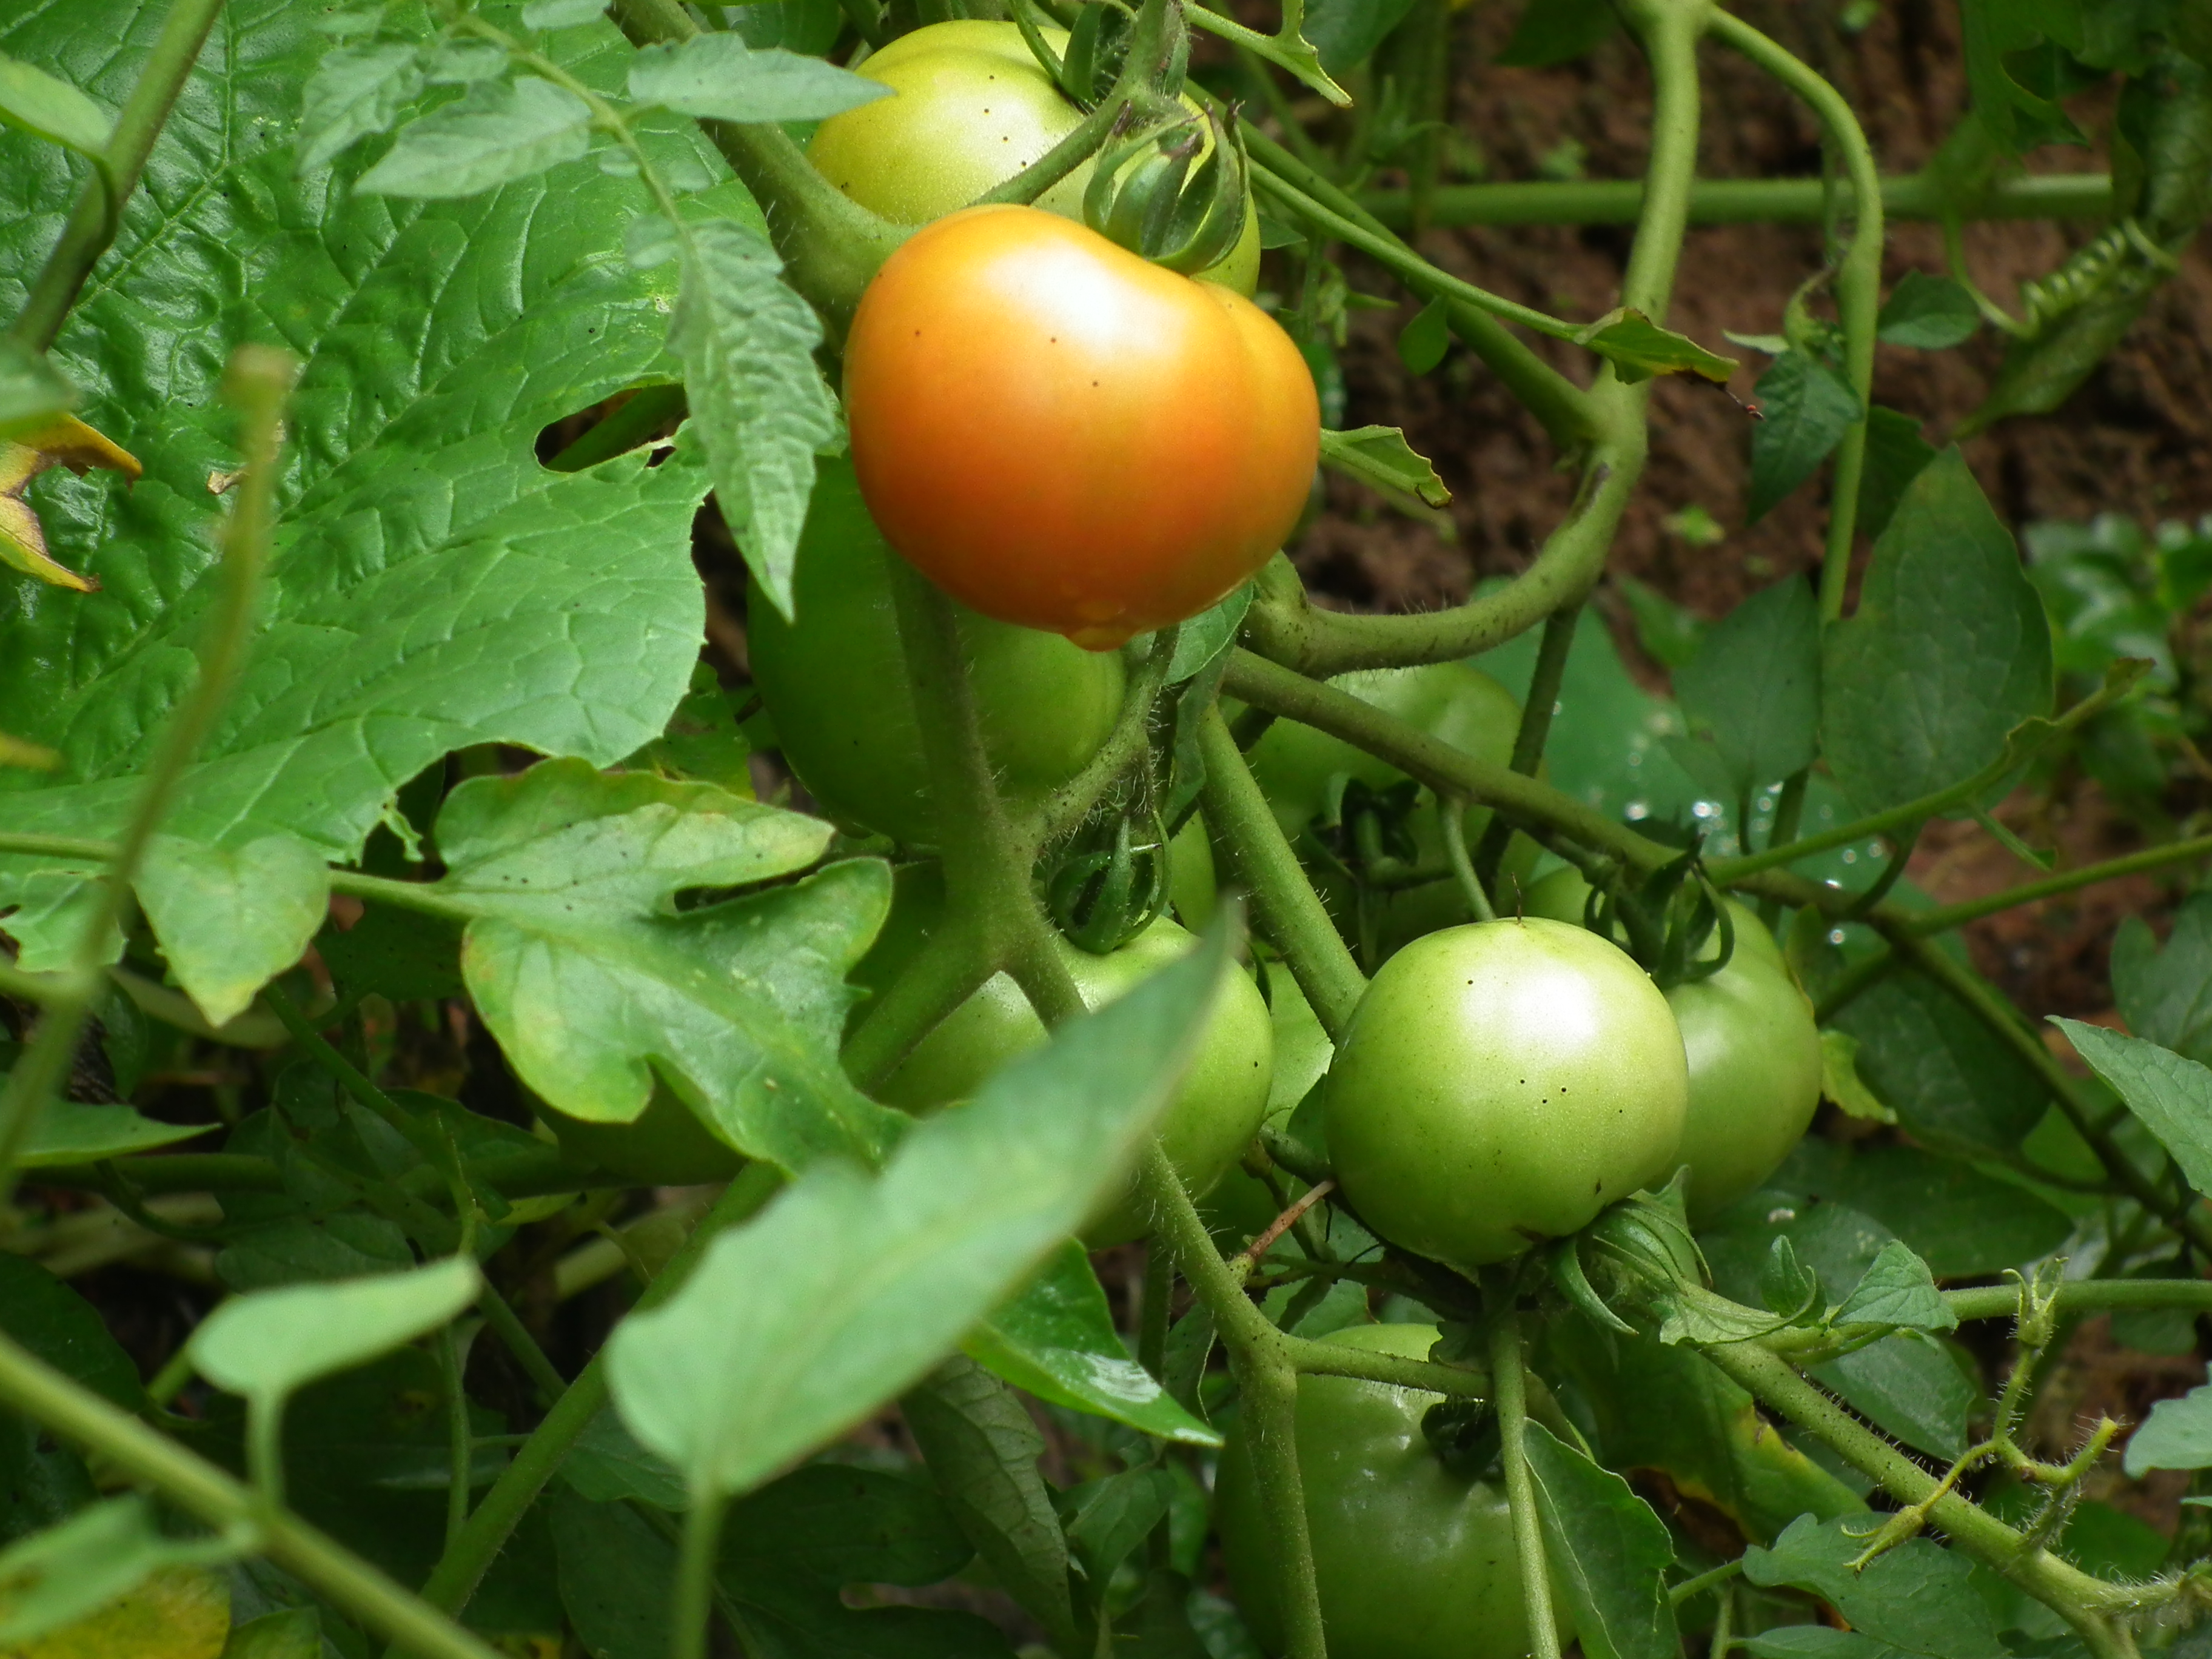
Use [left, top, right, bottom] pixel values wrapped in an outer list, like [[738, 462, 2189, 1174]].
[[1574, 308, 1737, 384], [221, 1607, 323, 1659], [1058, 1468, 1175, 1589], [2123, 1381, 2212, 1475], [623, 661, 754, 795], [1396, 296, 1450, 374], [429, 759, 896, 1173], [2112, 895, 2212, 1064], [1960, 0, 2086, 153], [295, 41, 424, 174], [0, 4, 720, 967], [1743, 1633, 1910, 1659], [1316, 424, 1449, 508], [357, 74, 591, 196], [0, 1255, 139, 1409], [1746, 350, 1862, 523], [1828, 970, 2054, 1156], [901, 1357, 1075, 1647], [1819, 1028, 1895, 1124], [671, 218, 840, 618], [1809, 1330, 1976, 1460], [0, 1498, 229, 1643], [1822, 449, 2055, 814], [133, 833, 329, 1027], [7, 1099, 213, 1166], [1742, 1513, 2008, 1658], [216, 1212, 417, 1293], [1832, 1240, 1956, 1332], [723, 1464, 976, 1590], [0, 340, 75, 440], [1496, 0, 1617, 65], [1759, 1140, 2070, 1279], [0, 50, 110, 158], [525, 0, 608, 25], [562, 1408, 687, 1510], [607, 923, 1229, 1501], [1301, 0, 1421, 74], [1614, 575, 1706, 671], [1854, 405, 1938, 545], [1703, 1200, 1897, 1317], [2053, 1018, 2212, 1196], [1876, 272, 1982, 349], [1162, 585, 1253, 685], [628, 35, 890, 122], [190, 1256, 480, 1414], [967, 1241, 1221, 1445], [551, 1489, 674, 1658], [1674, 576, 1820, 796], [1523, 1423, 1679, 1659], [316, 902, 466, 1002]]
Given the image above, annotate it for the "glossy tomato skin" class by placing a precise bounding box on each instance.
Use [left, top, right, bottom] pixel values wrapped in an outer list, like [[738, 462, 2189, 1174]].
[[747, 455, 1126, 847], [806, 21, 1261, 294], [1216, 1324, 1555, 1659], [877, 913, 1273, 1245], [1524, 870, 1819, 1221], [1324, 918, 1687, 1270], [535, 1085, 744, 1186], [843, 206, 1319, 649]]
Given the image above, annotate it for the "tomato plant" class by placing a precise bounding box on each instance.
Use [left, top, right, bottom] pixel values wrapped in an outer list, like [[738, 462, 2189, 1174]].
[[843, 206, 1319, 648], [1215, 1324, 1556, 1659], [4, 1, 2211, 1657], [1322, 918, 1689, 1270]]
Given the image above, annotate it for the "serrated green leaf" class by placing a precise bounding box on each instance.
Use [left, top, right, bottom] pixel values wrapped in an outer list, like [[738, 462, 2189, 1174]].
[[1809, 1329, 1975, 1460], [1575, 307, 1737, 383], [295, 41, 424, 174], [1523, 1423, 1678, 1659], [628, 35, 890, 122], [1822, 449, 2054, 814], [133, 833, 329, 1027], [429, 759, 895, 1172], [1746, 350, 1862, 523], [0, 4, 720, 968], [357, 74, 591, 196], [2054, 1018, 2212, 1198], [1832, 1239, 1956, 1332], [1317, 424, 1449, 507], [672, 219, 841, 617], [1742, 1513, 2007, 1658], [607, 927, 1229, 1507], [0, 50, 110, 158], [1876, 272, 1981, 349], [2112, 895, 2212, 1064]]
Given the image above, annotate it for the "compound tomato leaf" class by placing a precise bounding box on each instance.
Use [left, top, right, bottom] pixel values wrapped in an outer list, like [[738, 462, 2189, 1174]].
[[1822, 449, 2055, 815], [549, 1489, 675, 1659], [1831, 1240, 1956, 1333], [220, 1607, 323, 1659], [628, 34, 891, 123], [1574, 308, 1737, 384], [430, 759, 897, 1173], [1743, 1514, 2008, 1658], [605, 923, 1228, 1510], [294, 41, 424, 175], [1742, 1632, 1909, 1659], [0, 1255, 140, 1410], [2053, 1019, 2212, 1198], [133, 832, 330, 1028], [0, 2, 719, 969], [965, 1241, 1221, 1446], [1522, 1422, 1679, 1659], [1854, 405, 1939, 546], [355, 75, 592, 197]]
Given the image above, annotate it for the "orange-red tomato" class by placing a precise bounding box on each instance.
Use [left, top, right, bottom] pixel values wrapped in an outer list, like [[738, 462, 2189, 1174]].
[[843, 205, 1319, 651]]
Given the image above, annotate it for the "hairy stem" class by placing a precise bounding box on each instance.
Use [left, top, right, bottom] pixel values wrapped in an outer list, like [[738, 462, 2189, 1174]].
[[1492, 1310, 1562, 1659]]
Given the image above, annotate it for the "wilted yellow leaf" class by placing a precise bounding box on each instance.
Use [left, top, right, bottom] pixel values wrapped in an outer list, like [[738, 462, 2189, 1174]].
[[0, 1566, 228, 1659], [0, 414, 142, 593]]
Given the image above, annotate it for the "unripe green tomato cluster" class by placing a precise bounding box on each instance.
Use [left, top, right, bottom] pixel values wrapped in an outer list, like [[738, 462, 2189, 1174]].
[[748, 457, 1125, 848], [1324, 917, 1688, 1270], [859, 869, 1273, 1245], [1216, 1324, 1564, 1659], [806, 21, 1262, 294], [1523, 868, 1823, 1221], [1246, 663, 1543, 955]]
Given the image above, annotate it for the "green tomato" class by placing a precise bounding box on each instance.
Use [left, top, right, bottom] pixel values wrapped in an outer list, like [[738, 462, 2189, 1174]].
[[1523, 870, 1818, 1221], [1323, 918, 1688, 1270], [1246, 663, 1541, 955], [1201, 965, 1335, 1244], [534, 1084, 744, 1186], [807, 21, 1262, 295], [1168, 814, 1217, 933], [748, 456, 1126, 848], [1216, 1323, 1559, 1659], [878, 914, 1273, 1245]]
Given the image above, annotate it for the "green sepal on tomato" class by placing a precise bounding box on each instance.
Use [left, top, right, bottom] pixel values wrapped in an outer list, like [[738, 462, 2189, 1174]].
[[1323, 917, 1689, 1272], [1216, 1324, 1569, 1659], [1524, 867, 1822, 1222], [806, 20, 1262, 294], [747, 456, 1126, 848], [855, 866, 1273, 1245]]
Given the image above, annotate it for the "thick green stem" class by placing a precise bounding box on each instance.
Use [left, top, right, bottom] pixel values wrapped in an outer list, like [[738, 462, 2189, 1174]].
[[1194, 709, 1366, 1039], [1704, 1342, 2156, 1654], [1709, 13, 1883, 619], [1615, 1, 1708, 323], [0, 350, 293, 1205], [1039, 630, 1178, 845], [1945, 1278, 2212, 1322], [672, 1493, 729, 1659], [9, 0, 226, 350], [841, 920, 997, 1090], [1490, 1310, 1561, 1659], [0, 1333, 505, 1659], [1358, 170, 2111, 229]]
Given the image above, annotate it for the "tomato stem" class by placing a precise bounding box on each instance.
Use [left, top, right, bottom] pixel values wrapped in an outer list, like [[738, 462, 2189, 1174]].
[[1487, 1307, 1563, 1659]]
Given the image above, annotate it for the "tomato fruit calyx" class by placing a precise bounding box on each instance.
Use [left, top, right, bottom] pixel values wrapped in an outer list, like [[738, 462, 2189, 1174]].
[[1541, 843, 1738, 991], [1083, 107, 1252, 275], [1045, 808, 1174, 953]]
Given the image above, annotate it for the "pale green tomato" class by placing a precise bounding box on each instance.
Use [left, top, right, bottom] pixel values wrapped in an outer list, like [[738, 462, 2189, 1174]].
[[1324, 918, 1688, 1270], [880, 916, 1273, 1245], [806, 21, 1262, 293], [1169, 814, 1217, 933]]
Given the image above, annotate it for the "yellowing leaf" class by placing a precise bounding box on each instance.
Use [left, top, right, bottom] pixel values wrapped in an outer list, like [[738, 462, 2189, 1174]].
[[0, 414, 142, 592], [0, 1567, 228, 1659], [0, 732, 57, 769]]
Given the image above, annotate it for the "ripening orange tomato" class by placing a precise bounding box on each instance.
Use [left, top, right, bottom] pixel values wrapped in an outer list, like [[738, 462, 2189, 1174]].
[[842, 205, 1319, 651]]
